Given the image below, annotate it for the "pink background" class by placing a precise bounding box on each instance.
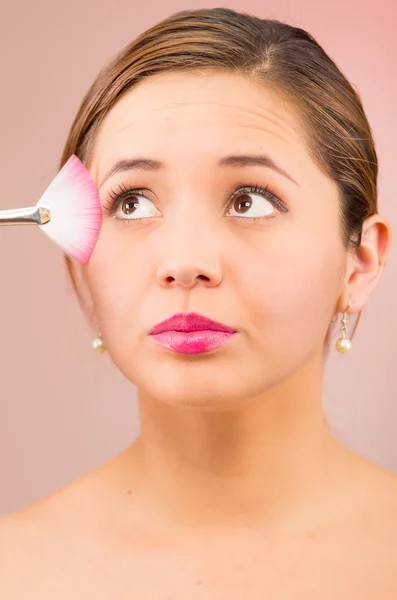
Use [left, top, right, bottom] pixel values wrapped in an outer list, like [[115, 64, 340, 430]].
[[0, 0, 396, 514]]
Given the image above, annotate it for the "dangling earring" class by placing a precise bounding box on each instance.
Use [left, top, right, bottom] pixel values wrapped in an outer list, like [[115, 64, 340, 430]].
[[92, 335, 106, 353], [335, 297, 352, 353]]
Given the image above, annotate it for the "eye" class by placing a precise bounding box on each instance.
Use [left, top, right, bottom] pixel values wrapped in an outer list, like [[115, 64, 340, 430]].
[[103, 181, 287, 222], [225, 183, 287, 220], [103, 182, 161, 221]]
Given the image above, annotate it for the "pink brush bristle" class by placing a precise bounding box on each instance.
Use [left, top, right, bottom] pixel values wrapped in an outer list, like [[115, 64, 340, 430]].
[[36, 154, 102, 264]]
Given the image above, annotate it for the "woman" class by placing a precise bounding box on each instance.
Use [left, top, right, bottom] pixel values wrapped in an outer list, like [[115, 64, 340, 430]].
[[1, 7, 396, 597]]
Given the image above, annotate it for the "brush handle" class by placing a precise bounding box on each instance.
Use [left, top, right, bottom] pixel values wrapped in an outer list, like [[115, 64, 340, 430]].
[[0, 206, 50, 226]]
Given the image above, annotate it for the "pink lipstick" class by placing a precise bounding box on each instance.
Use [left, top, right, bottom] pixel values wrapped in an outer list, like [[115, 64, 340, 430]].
[[148, 312, 237, 354]]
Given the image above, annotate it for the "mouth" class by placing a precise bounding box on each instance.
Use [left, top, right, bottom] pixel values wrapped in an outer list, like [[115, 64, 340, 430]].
[[148, 312, 237, 355], [148, 312, 237, 335], [149, 329, 236, 355]]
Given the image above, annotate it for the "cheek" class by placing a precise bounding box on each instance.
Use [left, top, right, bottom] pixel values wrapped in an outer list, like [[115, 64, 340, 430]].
[[236, 225, 344, 338], [85, 228, 141, 328]]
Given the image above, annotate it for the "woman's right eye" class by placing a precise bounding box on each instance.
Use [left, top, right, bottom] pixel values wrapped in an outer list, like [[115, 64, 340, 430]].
[[103, 188, 161, 221], [118, 192, 161, 220]]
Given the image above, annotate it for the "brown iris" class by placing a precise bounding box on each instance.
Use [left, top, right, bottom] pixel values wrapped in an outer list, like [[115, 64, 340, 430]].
[[121, 197, 139, 215], [234, 195, 252, 214]]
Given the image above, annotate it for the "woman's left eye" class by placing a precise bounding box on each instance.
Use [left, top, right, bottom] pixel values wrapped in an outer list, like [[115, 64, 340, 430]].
[[225, 184, 287, 220], [103, 182, 287, 222]]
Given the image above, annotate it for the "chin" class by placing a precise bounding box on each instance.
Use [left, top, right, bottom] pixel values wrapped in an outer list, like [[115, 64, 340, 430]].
[[131, 360, 272, 411]]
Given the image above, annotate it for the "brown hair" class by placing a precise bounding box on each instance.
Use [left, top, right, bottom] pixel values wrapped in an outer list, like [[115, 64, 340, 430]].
[[59, 7, 376, 354]]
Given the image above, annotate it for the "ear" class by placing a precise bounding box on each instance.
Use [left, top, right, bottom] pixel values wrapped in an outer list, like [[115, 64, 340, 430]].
[[340, 213, 393, 314]]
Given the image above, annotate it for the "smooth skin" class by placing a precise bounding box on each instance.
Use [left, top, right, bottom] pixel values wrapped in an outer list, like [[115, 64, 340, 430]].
[[1, 71, 396, 598]]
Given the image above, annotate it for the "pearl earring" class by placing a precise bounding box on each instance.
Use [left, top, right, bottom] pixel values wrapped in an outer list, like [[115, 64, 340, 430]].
[[335, 297, 352, 353], [92, 335, 106, 353]]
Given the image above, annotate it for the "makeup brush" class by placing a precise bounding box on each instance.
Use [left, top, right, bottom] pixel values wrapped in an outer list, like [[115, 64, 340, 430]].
[[0, 154, 101, 264]]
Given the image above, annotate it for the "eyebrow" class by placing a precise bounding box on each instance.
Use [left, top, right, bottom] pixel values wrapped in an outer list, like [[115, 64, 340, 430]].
[[98, 153, 300, 189]]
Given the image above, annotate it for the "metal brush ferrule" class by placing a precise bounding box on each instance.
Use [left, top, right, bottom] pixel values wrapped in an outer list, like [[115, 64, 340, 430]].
[[0, 205, 51, 226]]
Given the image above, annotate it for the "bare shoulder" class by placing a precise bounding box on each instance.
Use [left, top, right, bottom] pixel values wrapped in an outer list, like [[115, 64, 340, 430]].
[[0, 498, 89, 599], [0, 470, 98, 562], [358, 454, 397, 509], [0, 448, 135, 553], [338, 453, 397, 593], [1, 443, 397, 598], [0, 449, 136, 598], [345, 451, 397, 543]]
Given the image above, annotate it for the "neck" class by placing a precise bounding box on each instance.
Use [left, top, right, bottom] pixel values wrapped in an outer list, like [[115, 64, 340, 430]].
[[127, 351, 351, 541]]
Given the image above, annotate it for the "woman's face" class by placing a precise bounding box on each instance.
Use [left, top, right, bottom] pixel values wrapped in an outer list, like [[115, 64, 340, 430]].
[[85, 71, 347, 408]]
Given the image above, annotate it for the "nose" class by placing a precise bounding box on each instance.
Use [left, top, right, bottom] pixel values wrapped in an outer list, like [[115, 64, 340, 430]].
[[155, 226, 223, 290], [158, 264, 221, 289]]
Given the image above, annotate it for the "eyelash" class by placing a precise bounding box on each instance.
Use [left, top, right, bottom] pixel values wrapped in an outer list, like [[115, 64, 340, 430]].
[[103, 180, 288, 223]]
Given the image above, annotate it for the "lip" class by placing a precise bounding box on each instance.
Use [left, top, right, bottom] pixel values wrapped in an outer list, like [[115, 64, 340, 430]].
[[148, 312, 237, 355], [148, 312, 237, 335], [149, 330, 236, 354]]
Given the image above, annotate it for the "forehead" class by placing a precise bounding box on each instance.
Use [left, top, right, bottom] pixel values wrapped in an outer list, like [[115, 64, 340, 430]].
[[91, 72, 311, 180]]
